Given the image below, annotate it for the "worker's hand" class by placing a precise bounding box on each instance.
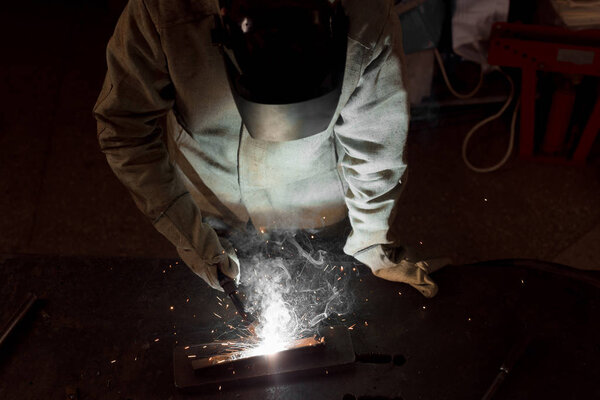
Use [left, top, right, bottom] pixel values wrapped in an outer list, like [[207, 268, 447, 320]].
[[177, 237, 240, 291], [354, 245, 451, 298]]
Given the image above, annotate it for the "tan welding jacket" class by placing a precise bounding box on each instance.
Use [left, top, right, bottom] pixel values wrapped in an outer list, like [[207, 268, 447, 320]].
[[93, 0, 409, 273]]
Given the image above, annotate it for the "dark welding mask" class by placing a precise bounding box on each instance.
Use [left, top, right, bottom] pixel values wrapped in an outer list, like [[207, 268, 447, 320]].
[[214, 0, 348, 141]]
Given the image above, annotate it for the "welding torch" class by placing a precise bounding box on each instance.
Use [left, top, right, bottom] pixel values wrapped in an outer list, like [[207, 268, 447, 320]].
[[217, 269, 255, 324]]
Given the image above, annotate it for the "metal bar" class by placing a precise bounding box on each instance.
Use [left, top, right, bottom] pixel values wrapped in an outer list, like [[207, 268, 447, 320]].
[[0, 293, 37, 348], [481, 335, 532, 400], [174, 326, 355, 390], [191, 336, 324, 370]]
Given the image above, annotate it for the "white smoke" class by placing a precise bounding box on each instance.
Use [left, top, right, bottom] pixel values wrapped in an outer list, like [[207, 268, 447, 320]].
[[240, 233, 356, 353]]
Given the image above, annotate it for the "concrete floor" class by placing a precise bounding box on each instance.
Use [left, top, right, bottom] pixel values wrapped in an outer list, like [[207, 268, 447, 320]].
[[1, 2, 599, 267]]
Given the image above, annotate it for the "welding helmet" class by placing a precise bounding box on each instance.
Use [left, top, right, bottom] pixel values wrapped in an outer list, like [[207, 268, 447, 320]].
[[214, 0, 348, 141]]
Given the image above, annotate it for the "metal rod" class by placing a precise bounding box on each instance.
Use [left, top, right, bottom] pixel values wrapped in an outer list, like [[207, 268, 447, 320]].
[[0, 293, 38, 348], [481, 335, 532, 400]]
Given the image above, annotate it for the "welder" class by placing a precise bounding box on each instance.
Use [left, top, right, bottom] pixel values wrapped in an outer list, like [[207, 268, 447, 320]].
[[93, 0, 448, 298]]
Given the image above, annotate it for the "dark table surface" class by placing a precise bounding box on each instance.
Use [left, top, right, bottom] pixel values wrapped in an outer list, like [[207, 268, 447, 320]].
[[1, 247, 599, 400]]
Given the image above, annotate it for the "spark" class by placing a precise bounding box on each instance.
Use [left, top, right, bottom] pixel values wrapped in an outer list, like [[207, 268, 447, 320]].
[[186, 298, 190, 303], [348, 324, 356, 330], [364, 321, 368, 326], [422, 306, 427, 310], [187, 355, 197, 359], [213, 313, 222, 319], [110, 360, 116, 364], [419, 241, 423, 245], [170, 306, 174, 310], [154, 338, 160, 342], [214, 236, 354, 360], [184, 346, 190, 350]]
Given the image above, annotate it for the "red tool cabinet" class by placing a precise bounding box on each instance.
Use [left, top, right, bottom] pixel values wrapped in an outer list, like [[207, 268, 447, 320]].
[[488, 22, 600, 163]]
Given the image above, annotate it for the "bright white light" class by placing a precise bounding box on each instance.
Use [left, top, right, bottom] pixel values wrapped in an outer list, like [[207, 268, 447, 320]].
[[247, 296, 295, 357]]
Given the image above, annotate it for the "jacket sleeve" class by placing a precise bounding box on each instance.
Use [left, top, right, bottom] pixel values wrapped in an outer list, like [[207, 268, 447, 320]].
[[93, 0, 226, 271], [335, 7, 409, 267]]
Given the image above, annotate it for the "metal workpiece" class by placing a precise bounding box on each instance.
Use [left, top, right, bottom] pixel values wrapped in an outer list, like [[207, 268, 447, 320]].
[[173, 326, 355, 391]]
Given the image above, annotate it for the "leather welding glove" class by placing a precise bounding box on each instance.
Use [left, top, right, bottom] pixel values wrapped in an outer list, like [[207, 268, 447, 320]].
[[153, 193, 240, 291], [177, 237, 240, 291], [354, 245, 451, 298]]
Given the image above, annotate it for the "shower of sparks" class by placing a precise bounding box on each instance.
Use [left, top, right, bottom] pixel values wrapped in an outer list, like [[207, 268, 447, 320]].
[[201, 234, 356, 360]]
